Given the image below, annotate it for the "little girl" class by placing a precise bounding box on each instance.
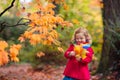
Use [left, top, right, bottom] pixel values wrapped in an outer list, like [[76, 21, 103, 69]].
[[63, 27, 94, 80]]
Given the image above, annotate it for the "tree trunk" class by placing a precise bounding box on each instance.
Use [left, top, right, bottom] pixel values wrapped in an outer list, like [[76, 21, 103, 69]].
[[97, 0, 120, 79]]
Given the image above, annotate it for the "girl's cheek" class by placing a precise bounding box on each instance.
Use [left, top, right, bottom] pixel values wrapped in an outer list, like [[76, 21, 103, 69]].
[[82, 40, 86, 43]]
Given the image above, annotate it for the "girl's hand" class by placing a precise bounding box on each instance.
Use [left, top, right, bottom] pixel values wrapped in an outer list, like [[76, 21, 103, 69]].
[[76, 57, 82, 61], [69, 51, 75, 56]]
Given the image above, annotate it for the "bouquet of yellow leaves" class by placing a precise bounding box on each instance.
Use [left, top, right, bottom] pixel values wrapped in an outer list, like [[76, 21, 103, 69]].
[[74, 44, 90, 59]]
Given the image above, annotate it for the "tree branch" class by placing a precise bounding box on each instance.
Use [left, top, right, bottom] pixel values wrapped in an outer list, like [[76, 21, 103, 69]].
[[0, 18, 30, 33], [0, 0, 16, 17]]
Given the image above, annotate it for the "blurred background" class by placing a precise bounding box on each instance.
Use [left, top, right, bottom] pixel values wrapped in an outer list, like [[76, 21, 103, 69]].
[[0, 0, 103, 65], [0, 0, 119, 80]]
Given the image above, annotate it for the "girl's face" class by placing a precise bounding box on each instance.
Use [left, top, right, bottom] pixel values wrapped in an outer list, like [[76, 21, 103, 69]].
[[75, 33, 86, 45]]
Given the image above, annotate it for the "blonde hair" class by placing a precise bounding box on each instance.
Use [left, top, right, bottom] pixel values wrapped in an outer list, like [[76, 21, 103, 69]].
[[72, 27, 92, 44]]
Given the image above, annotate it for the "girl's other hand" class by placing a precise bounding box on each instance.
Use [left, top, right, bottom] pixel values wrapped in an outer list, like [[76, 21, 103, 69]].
[[76, 57, 82, 61], [69, 51, 75, 56]]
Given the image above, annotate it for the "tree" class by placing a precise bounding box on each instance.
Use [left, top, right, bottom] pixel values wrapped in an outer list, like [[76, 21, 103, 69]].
[[97, 0, 120, 79]]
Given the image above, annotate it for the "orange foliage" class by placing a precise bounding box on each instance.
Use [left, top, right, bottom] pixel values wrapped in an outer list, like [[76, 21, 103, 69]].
[[19, 2, 72, 46], [9, 44, 22, 62], [0, 41, 9, 66], [18, 1, 73, 60], [0, 40, 22, 66]]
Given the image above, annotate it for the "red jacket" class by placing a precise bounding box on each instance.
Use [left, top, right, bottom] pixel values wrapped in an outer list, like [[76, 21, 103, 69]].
[[63, 44, 94, 80]]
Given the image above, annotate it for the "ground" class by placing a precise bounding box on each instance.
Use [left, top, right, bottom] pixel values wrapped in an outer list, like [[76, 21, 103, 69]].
[[0, 63, 64, 80], [0, 63, 105, 80]]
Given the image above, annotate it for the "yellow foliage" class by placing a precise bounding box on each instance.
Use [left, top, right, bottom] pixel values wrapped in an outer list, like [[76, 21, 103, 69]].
[[74, 44, 88, 59]]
